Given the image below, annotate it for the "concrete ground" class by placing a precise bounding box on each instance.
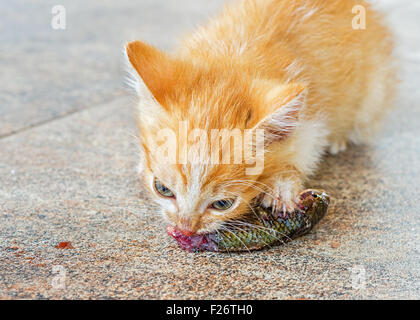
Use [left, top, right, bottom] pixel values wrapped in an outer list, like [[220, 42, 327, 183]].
[[0, 0, 419, 299]]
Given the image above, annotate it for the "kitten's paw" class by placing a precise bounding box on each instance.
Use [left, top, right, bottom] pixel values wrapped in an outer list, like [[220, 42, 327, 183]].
[[260, 180, 301, 214]]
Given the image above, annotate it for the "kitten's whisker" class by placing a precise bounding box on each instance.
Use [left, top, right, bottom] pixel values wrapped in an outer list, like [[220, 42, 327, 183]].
[[230, 219, 292, 243], [238, 218, 292, 242], [222, 222, 273, 249], [216, 229, 231, 254], [225, 220, 291, 244], [228, 183, 274, 198], [221, 179, 276, 194], [231, 218, 291, 239], [223, 191, 262, 222], [219, 225, 251, 253], [221, 181, 275, 200]]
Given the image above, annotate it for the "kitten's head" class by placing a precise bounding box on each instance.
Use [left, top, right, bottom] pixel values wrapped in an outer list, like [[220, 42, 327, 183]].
[[125, 41, 306, 235]]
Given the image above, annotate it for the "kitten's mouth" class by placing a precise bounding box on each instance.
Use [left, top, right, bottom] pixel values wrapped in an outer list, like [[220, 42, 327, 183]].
[[166, 226, 220, 252]]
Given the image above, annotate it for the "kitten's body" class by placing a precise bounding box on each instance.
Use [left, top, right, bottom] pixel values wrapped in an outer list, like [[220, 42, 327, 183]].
[[126, 0, 395, 235]]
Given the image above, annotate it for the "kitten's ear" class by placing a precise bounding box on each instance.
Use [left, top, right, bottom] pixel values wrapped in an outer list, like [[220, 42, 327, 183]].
[[249, 81, 307, 142], [125, 40, 175, 104]]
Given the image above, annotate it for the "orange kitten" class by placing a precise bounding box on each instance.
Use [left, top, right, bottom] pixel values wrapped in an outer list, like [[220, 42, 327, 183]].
[[125, 0, 395, 236]]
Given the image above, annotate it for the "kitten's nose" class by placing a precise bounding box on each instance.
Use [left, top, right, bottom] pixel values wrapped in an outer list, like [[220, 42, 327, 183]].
[[176, 218, 197, 236]]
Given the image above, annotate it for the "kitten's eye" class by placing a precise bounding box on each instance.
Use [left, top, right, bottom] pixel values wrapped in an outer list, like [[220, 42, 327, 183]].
[[154, 179, 175, 198], [211, 199, 234, 210]]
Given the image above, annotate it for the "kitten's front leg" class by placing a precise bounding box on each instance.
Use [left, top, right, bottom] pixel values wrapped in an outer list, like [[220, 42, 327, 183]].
[[260, 173, 304, 214]]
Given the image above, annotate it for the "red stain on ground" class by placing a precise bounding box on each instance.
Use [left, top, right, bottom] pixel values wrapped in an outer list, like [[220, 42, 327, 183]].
[[14, 250, 25, 257], [55, 242, 74, 249], [4, 246, 19, 251]]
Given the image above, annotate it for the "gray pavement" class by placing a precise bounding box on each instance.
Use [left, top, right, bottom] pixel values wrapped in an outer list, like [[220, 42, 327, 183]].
[[0, 0, 419, 299]]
